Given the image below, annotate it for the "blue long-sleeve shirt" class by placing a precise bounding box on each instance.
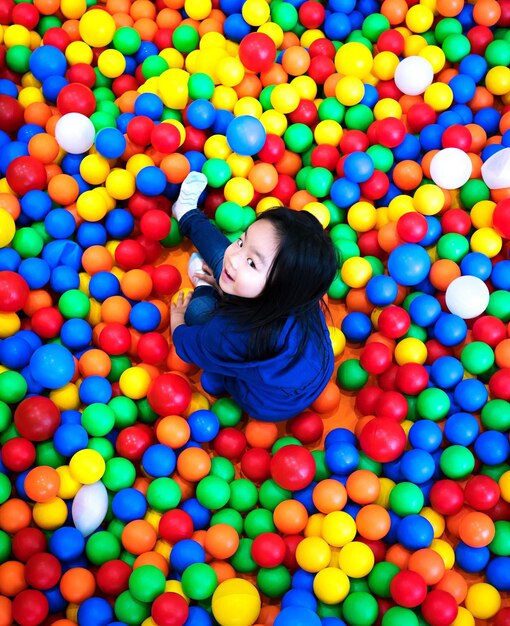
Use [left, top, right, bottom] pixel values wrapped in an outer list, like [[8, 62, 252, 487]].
[[172, 210, 334, 421]]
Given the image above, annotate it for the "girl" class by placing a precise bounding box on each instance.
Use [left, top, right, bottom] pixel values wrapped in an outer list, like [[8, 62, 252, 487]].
[[170, 171, 338, 422]]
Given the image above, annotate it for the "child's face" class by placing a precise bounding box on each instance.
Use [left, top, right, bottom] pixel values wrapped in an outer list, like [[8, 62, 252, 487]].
[[219, 220, 280, 298]]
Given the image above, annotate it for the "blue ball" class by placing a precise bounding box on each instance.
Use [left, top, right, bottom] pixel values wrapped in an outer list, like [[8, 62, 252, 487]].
[[184, 150, 207, 173], [343, 151, 374, 183], [0, 335, 33, 370], [419, 216, 442, 247], [292, 568, 315, 591], [0, 79, 18, 97], [393, 133, 421, 161], [43, 586, 67, 614], [18, 257, 50, 289], [29, 45, 67, 81], [324, 12, 352, 41], [43, 240, 83, 271], [212, 109, 235, 135], [490, 260, 510, 290], [30, 344, 75, 389], [49, 526, 86, 561], [274, 607, 321, 626], [226, 115, 266, 156], [142, 444, 176, 477], [444, 412, 479, 446], [112, 488, 148, 522], [77, 597, 114, 626], [105, 209, 134, 239], [170, 539, 206, 572], [21, 189, 52, 221], [430, 356, 464, 389], [396, 514, 433, 550], [455, 542, 490, 573], [44, 208, 76, 239], [452, 104, 473, 125], [408, 420, 443, 452], [116, 112, 135, 133], [61, 153, 83, 175], [281, 589, 317, 611], [76, 222, 108, 248], [187, 410, 220, 443], [400, 449, 435, 484], [134, 92, 164, 120], [60, 409, 82, 425], [293, 482, 318, 514], [136, 166, 167, 196], [79, 376, 112, 405], [388, 244, 431, 286], [433, 313, 467, 347], [187, 99, 217, 130], [409, 294, 441, 327], [95, 127, 127, 159], [0, 248, 21, 271], [135, 41, 159, 63], [129, 301, 161, 332], [453, 378, 488, 412], [341, 311, 372, 342], [180, 498, 211, 530], [486, 557, 510, 591], [360, 84, 378, 109], [53, 423, 89, 456], [419, 124, 444, 151], [460, 252, 492, 280], [17, 124, 44, 143], [330, 177, 361, 208], [42, 75, 68, 102], [474, 430, 510, 466], [89, 271, 121, 302], [0, 141, 28, 174], [325, 442, 359, 475], [186, 606, 213, 626], [324, 428, 357, 448], [50, 266, 80, 294], [474, 107, 501, 135], [223, 13, 251, 42], [459, 54, 488, 82]]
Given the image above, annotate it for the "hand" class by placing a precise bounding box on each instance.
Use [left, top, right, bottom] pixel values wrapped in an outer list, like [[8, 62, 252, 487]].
[[171, 290, 193, 317], [193, 262, 220, 290]]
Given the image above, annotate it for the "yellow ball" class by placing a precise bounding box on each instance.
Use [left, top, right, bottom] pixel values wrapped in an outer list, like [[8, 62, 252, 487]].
[[270, 84, 300, 114], [338, 541, 375, 577], [258, 22, 283, 48], [313, 568, 350, 605], [184, 0, 212, 19], [211, 86, 238, 111], [348, 201, 377, 232], [126, 154, 154, 176], [200, 32, 226, 50], [256, 196, 283, 214], [79, 9, 116, 47], [314, 120, 343, 146], [404, 34, 428, 57], [211, 579, 261, 626], [499, 470, 510, 502], [372, 51, 399, 81], [33, 497, 68, 530], [420, 507, 445, 538], [60, 0, 87, 19], [464, 583, 501, 620], [335, 42, 373, 78], [394, 337, 427, 365], [335, 75, 365, 106], [291, 76, 317, 100], [321, 511, 357, 547], [486, 66, 510, 96], [304, 512, 325, 538], [328, 327, 346, 357], [424, 82, 454, 111], [227, 154, 254, 178], [204, 134, 232, 160], [50, 383, 80, 411], [241, 0, 270, 26], [341, 257, 373, 288], [373, 98, 402, 120], [259, 110, 288, 136], [18, 86, 44, 108], [57, 466, 82, 499], [375, 477, 395, 509], [0, 312, 20, 338], [98, 49, 126, 79], [217, 57, 245, 88], [303, 201, 330, 228], [419, 45, 446, 73], [80, 154, 111, 185], [164, 580, 189, 601], [430, 538, 455, 569], [76, 190, 108, 222], [106, 169, 136, 201], [183, 392, 210, 418], [160, 48, 184, 69], [413, 184, 445, 215], [234, 97, 262, 119], [406, 4, 434, 32], [300, 29, 325, 49], [21, 72, 41, 88], [69, 449, 106, 484], [472, 200, 495, 229], [0, 207, 15, 247], [295, 536, 332, 572], [159, 68, 189, 109], [470, 227, 502, 258], [224, 177, 254, 205], [119, 366, 152, 400], [451, 607, 475, 626], [3, 24, 31, 47], [388, 195, 415, 221], [65, 41, 93, 66]]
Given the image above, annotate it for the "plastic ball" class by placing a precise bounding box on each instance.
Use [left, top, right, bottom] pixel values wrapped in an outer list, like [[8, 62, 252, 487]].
[[430, 148, 473, 189], [226, 115, 266, 156], [388, 244, 431, 286], [55, 113, 95, 154], [270, 445, 315, 491], [394, 56, 434, 95], [359, 417, 406, 463], [148, 373, 192, 416], [211, 578, 261, 626]]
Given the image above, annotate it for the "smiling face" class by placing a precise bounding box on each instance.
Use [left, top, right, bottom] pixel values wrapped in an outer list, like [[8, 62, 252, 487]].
[[219, 219, 281, 298]]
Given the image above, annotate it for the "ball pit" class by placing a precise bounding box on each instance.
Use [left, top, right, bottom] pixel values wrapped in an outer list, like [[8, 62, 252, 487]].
[[1, 0, 510, 625]]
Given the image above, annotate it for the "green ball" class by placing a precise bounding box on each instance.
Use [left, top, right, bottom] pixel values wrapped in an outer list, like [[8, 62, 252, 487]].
[[404, 323, 427, 342], [0, 401, 12, 433], [196, 476, 231, 509], [257, 565, 291, 598], [368, 561, 400, 598], [81, 404, 116, 437], [337, 359, 368, 390], [344, 105, 374, 131], [244, 508, 276, 537], [108, 518, 126, 540], [436, 233, 469, 262], [137, 398, 158, 424], [0, 371, 27, 404], [306, 167, 334, 198], [229, 537, 258, 573], [481, 400, 510, 432], [296, 166, 312, 191], [0, 529, 11, 562], [12, 227, 44, 258], [37, 15, 62, 35], [203, 159, 232, 188], [0, 472, 12, 505], [272, 437, 302, 454], [270, 1, 298, 30], [120, 550, 137, 567], [324, 200, 345, 228], [113, 27, 141, 54], [228, 479, 259, 512], [366, 145, 394, 172], [416, 388, 450, 421], [331, 224, 357, 243], [210, 509, 244, 535], [58, 289, 90, 319], [215, 201, 245, 231], [86, 531, 121, 565], [459, 179, 490, 210], [487, 290, 510, 322], [442, 33, 471, 62], [96, 101, 120, 118], [35, 441, 65, 468], [357, 452, 382, 475], [284, 124, 314, 153], [93, 68, 112, 88], [312, 450, 331, 481], [461, 341, 494, 375], [172, 25, 200, 53], [109, 396, 138, 428], [129, 565, 166, 602], [389, 482, 424, 516], [434, 17, 462, 44], [362, 14, 390, 41], [87, 437, 115, 461], [114, 590, 151, 625], [318, 98, 345, 123], [259, 85, 275, 111], [161, 108, 182, 122], [103, 457, 137, 491], [6, 45, 30, 72], [90, 111, 117, 132], [480, 462, 510, 482], [258, 479, 291, 510], [382, 607, 419, 626], [489, 520, 510, 556], [188, 73, 215, 100], [161, 217, 183, 247], [0, 423, 18, 446], [485, 40, 510, 67], [181, 563, 218, 600], [342, 591, 378, 626], [141, 55, 169, 79], [366, 255, 384, 276], [146, 477, 181, 511], [317, 601, 343, 619], [94, 86, 115, 103], [107, 355, 131, 383], [209, 456, 236, 483], [440, 445, 475, 479], [328, 273, 350, 299]]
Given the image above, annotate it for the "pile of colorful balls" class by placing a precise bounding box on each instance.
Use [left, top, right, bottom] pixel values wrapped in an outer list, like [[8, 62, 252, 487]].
[[1, 0, 510, 624]]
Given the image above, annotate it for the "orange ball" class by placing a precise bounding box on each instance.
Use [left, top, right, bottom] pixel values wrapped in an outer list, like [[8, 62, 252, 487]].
[[209, 560, 236, 584], [47, 174, 80, 205], [386, 544, 411, 569], [472, 0, 501, 26], [312, 479, 347, 514], [0, 193, 20, 220], [81, 245, 114, 275], [346, 470, 380, 504], [176, 446, 211, 482], [436, 0, 463, 16], [273, 499, 309, 535], [204, 524, 239, 560], [121, 269, 153, 300], [28, 133, 59, 164], [23, 290, 53, 317], [445, 506, 472, 538], [429, 259, 461, 291], [378, 222, 405, 253], [458, 511, 495, 547], [392, 160, 423, 191], [160, 153, 190, 184], [275, 150, 302, 177], [59, 568, 96, 603], [101, 295, 132, 324], [234, 73, 262, 99], [380, 0, 408, 24], [434, 570, 468, 604], [156, 415, 191, 449], [281, 46, 311, 76], [122, 519, 157, 554], [355, 504, 391, 540], [24, 466, 60, 503], [130, 0, 156, 19], [24, 102, 52, 127], [0, 596, 12, 626], [260, 63, 288, 88], [78, 349, 112, 378], [133, 551, 169, 576], [0, 499, 32, 533], [248, 162, 278, 194], [133, 17, 158, 41], [0, 561, 27, 597], [495, 338, 510, 368], [244, 420, 279, 449], [311, 381, 341, 413], [408, 548, 446, 585]]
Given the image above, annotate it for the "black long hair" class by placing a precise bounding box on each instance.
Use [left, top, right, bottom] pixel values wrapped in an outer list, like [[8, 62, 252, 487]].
[[220, 207, 339, 361]]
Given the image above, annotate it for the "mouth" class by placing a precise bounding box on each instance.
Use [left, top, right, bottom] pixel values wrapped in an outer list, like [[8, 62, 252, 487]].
[[222, 266, 234, 282]]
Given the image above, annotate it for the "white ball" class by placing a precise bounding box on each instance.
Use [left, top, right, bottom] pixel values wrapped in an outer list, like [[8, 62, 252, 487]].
[[72, 481, 108, 536], [55, 112, 95, 154], [445, 275, 490, 319], [394, 56, 434, 95], [430, 148, 473, 190], [481, 147, 510, 189]]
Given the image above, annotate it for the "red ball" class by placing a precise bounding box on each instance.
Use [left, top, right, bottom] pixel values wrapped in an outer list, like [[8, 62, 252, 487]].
[[67, 63, 96, 88], [487, 497, 510, 522], [360, 342, 392, 375], [140, 209, 171, 240], [238, 33, 276, 73], [153, 27, 174, 51], [355, 386, 384, 416], [116, 424, 155, 460], [390, 570, 427, 608], [0, 0, 14, 23], [406, 103, 437, 133], [6, 156, 47, 195], [282, 534, 303, 571], [137, 332, 169, 365], [151, 123, 181, 153], [99, 322, 132, 355], [495, 607, 510, 626], [151, 263, 182, 296], [377, 362, 399, 391], [310, 145, 339, 171], [288, 99, 318, 126], [271, 174, 297, 205], [378, 306, 411, 338], [493, 198, 510, 239], [307, 55, 336, 85], [213, 427, 247, 461], [24, 552, 62, 590], [1, 437, 36, 471], [397, 212, 428, 243], [359, 417, 406, 463], [441, 210, 475, 236], [258, 133, 285, 163], [441, 124, 472, 151], [358, 230, 385, 258], [340, 130, 369, 154], [425, 339, 453, 364], [137, 236, 162, 264], [112, 74, 140, 97], [270, 444, 316, 491], [466, 24, 494, 54], [288, 411, 324, 445], [396, 363, 429, 395], [429, 479, 464, 515], [240, 447, 271, 483], [308, 38, 336, 58], [421, 590, 458, 626], [57, 83, 96, 116], [115, 240, 146, 269], [159, 510, 194, 544], [359, 538, 386, 563], [96, 559, 132, 596], [42, 27, 71, 51], [464, 475, 501, 511], [31, 306, 64, 339], [12, 589, 49, 626], [147, 373, 192, 416], [12, 3, 39, 29], [127, 115, 155, 146], [0, 270, 29, 312], [489, 368, 510, 401], [472, 316, 507, 347], [14, 396, 61, 442], [0, 94, 24, 133], [181, 126, 207, 152], [375, 390, 408, 421], [298, 0, 325, 28], [376, 80, 403, 101], [377, 29, 405, 54], [12, 528, 47, 563], [251, 532, 286, 568], [151, 591, 189, 626], [376, 117, 406, 148], [360, 170, 390, 200]]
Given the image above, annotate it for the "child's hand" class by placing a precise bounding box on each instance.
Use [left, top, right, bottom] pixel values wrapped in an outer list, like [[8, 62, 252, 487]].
[[193, 262, 220, 290], [171, 290, 193, 316]]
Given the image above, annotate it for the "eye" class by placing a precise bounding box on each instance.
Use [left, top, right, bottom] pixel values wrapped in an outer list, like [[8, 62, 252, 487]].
[[236, 238, 243, 247], [247, 258, 256, 269]]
